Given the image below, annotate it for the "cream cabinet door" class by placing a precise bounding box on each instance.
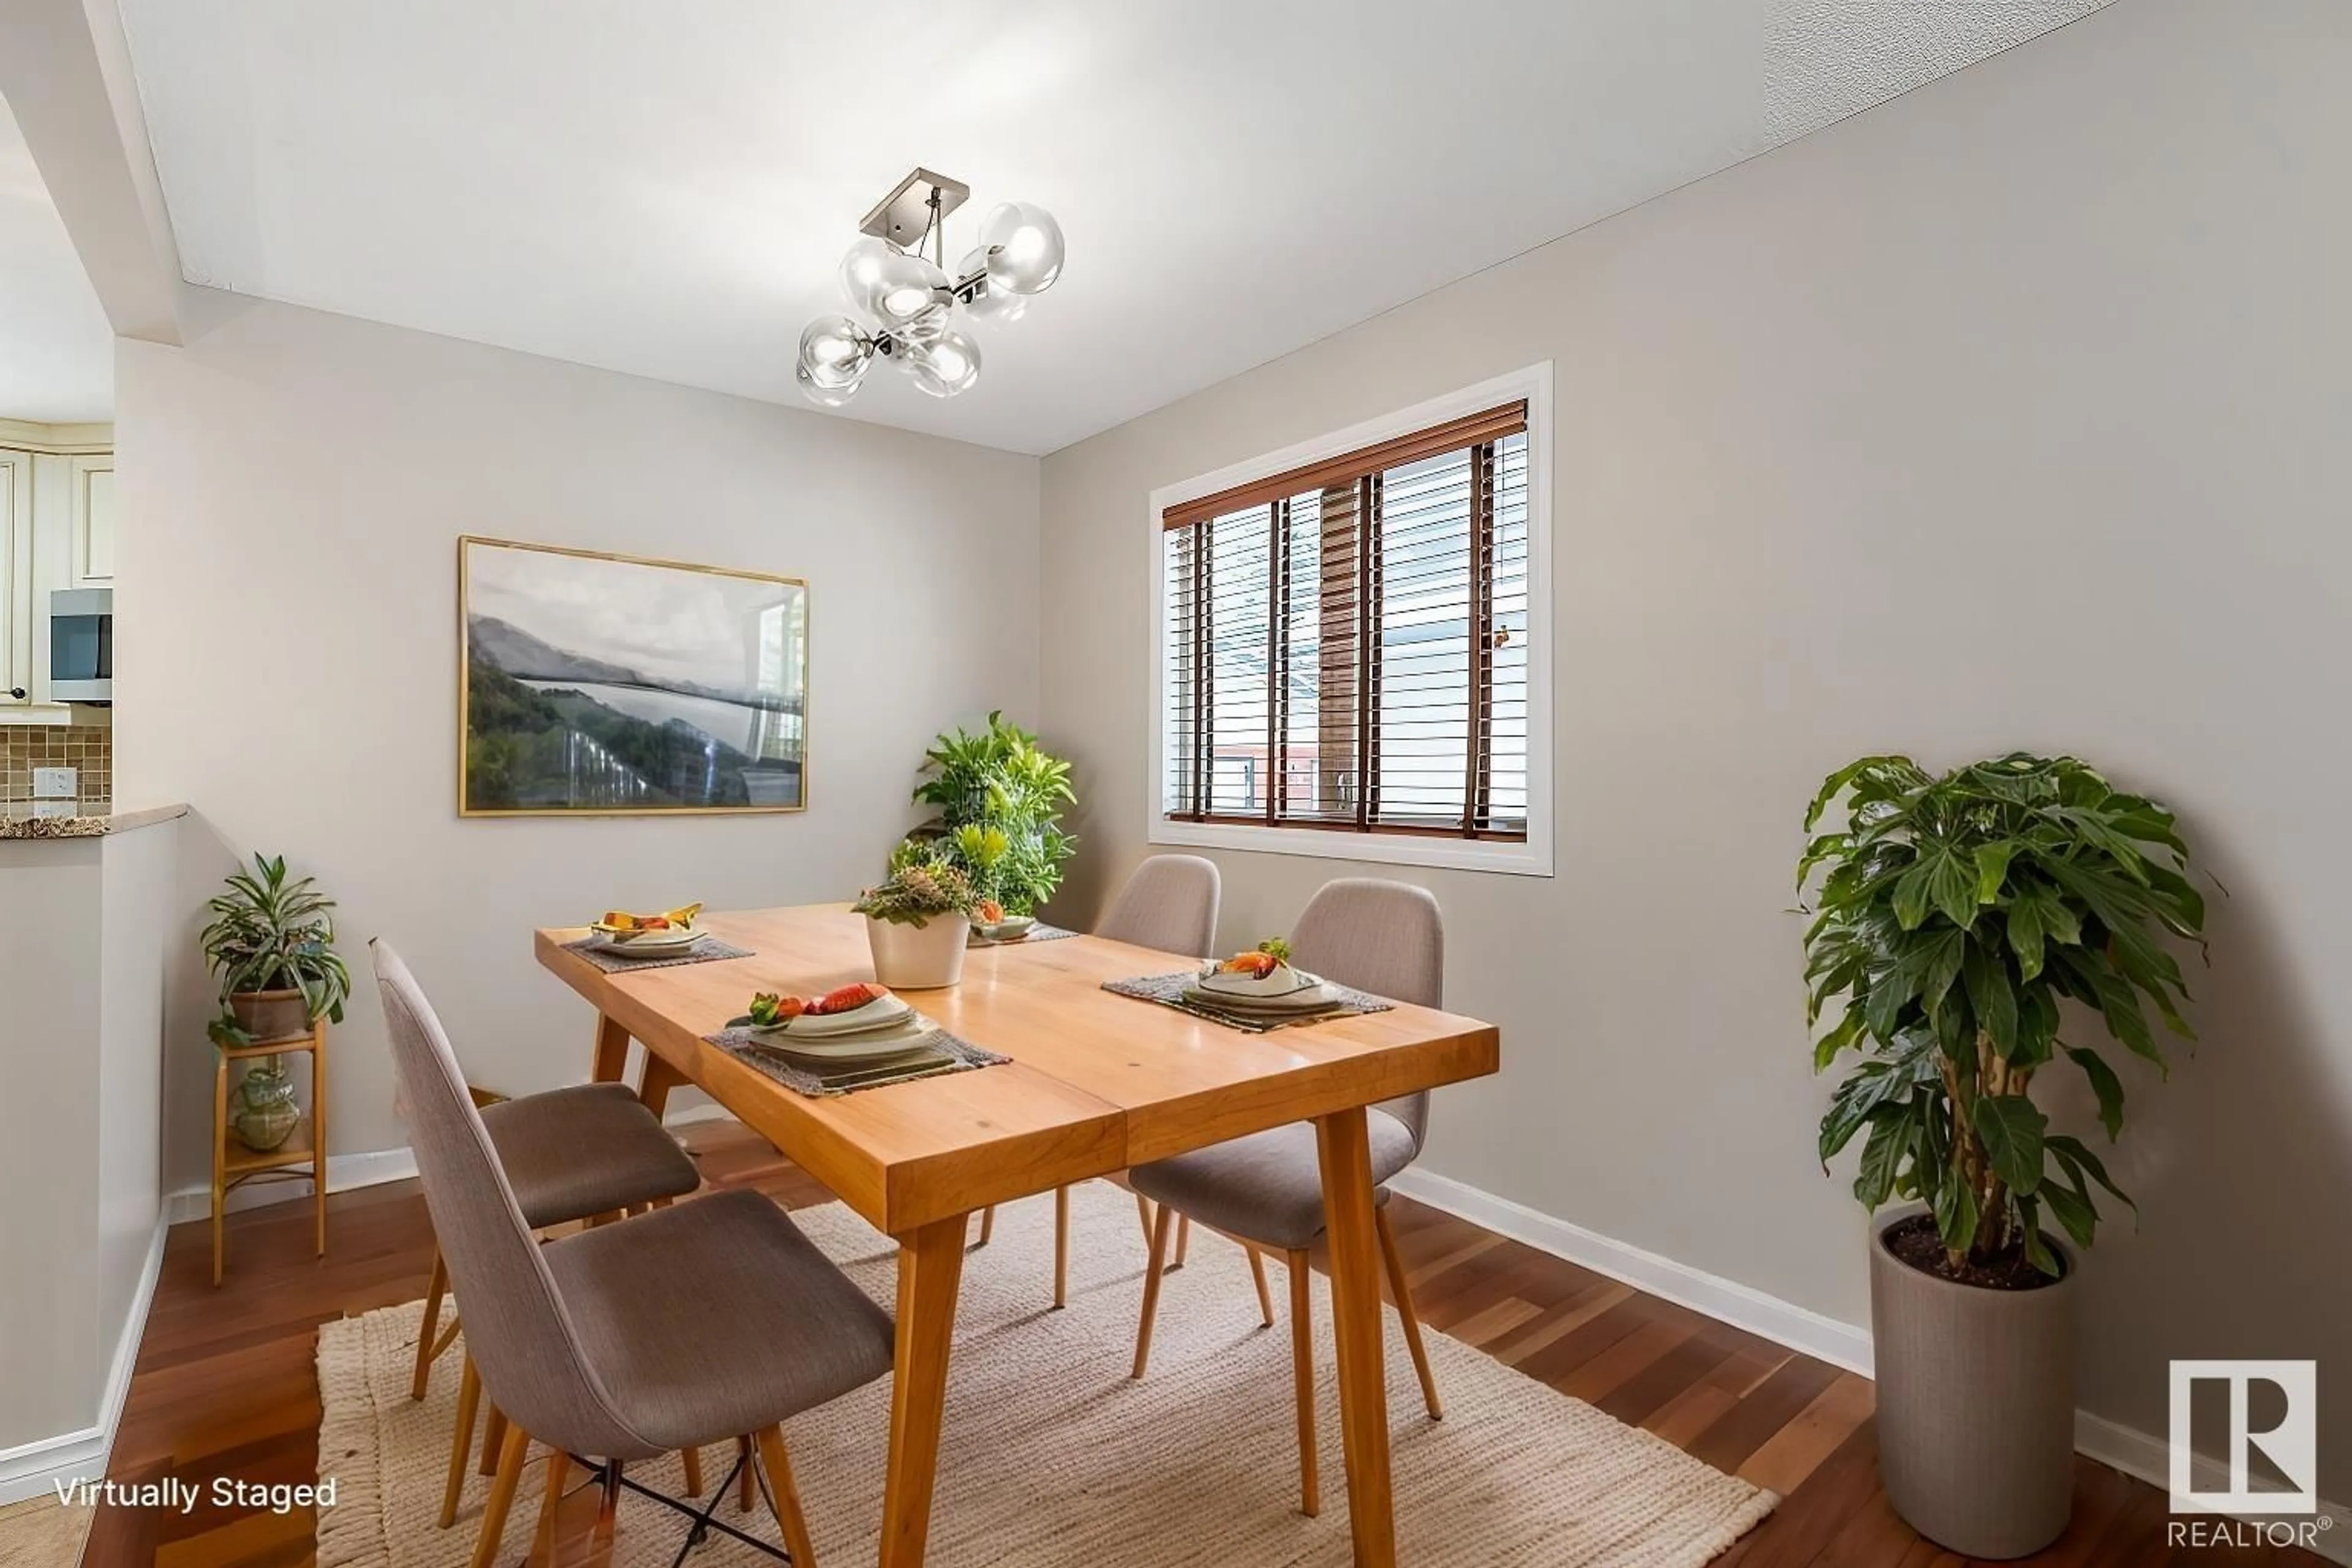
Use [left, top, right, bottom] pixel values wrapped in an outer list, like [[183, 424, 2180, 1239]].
[[71, 456, 115, 587], [0, 450, 29, 706]]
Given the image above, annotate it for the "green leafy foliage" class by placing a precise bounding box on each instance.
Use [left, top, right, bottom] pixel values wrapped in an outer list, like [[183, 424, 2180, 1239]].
[[912, 712, 1077, 916], [1800, 755, 2206, 1276], [852, 839, 980, 928], [200, 853, 351, 1044]]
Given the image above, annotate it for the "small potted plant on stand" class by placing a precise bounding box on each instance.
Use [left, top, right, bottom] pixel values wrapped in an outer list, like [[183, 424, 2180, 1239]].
[[855, 839, 979, 989], [201, 853, 352, 1151], [1800, 754, 2204, 1558]]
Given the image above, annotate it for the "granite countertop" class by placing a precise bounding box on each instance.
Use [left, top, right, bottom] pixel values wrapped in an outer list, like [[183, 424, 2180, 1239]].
[[0, 804, 189, 840]]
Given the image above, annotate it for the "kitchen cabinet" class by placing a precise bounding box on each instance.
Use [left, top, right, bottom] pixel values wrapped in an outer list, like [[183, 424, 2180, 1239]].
[[0, 424, 112, 723], [0, 450, 28, 709], [71, 456, 115, 586]]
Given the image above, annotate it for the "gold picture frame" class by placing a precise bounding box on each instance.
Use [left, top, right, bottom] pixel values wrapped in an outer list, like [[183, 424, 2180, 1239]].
[[457, 536, 809, 817]]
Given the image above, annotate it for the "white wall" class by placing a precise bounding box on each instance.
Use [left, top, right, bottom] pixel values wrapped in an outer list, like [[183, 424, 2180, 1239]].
[[1038, 0, 2352, 1498], [115, 294, 1041, 1183], [0, 840, 103, 1452]]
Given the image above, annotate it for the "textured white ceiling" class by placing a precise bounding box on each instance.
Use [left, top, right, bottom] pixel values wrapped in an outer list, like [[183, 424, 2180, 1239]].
[[0, 94, 115, 421], [116, 0, 2110, 455]]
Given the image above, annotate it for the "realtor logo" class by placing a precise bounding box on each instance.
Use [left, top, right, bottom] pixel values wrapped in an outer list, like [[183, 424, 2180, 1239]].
[[2169, 1360, 2318, 1515]]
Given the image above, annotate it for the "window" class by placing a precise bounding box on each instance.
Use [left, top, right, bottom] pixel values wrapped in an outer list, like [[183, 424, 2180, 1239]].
[[1150, 369, 1551, 875]]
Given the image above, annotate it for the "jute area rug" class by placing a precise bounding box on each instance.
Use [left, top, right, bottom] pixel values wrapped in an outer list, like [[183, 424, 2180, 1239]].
[[318, 1182, 1774, 1567], [0, 1494, 92, 1568]]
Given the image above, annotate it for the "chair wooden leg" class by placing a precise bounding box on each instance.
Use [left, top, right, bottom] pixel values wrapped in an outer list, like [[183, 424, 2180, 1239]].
[[534, 1446, 571, 1558], [1053, 1186, 1070, 1308], [412, 1249, 449, 1401], [681, 1442, 704, 1497], [1172, 1213, 1191, 1269], [591, 1460, 623, 1548], [1287, 1249, 1321, 1518], [974, 1205, 995, 1248], [1376, 1204, 1442, 1420], [1130, 1204, 1177, 1379], [1248, 1246, 1275, 1327], [754, 1424, 820, 1567], [479, 1403, 508, 1475], [1134, 1191, 1155, 1251], [469, 1419, 531, 1568], [737, 1436, 756, 1513], [440, 1353, 483, 1529]]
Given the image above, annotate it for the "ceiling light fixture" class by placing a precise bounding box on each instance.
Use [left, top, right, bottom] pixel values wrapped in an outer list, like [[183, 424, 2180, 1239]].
[[795, 168, 1063, 405]]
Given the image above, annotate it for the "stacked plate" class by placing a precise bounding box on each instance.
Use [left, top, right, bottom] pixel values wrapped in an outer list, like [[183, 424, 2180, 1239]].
[[592, 922, 703, 956], [1181, 965, 1341, 1017], [751, 993, 946, 1065]]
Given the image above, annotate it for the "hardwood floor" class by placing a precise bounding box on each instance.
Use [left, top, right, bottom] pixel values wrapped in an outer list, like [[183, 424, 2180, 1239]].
[[84, 1119, 2316, 1567]]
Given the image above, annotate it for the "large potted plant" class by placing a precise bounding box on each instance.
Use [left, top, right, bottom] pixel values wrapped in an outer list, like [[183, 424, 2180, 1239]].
[[854, 839, 979, 989], [1800, 754, 2204, 1558], [200, 853, 352, 1152], [913, 711, 1076, 917]]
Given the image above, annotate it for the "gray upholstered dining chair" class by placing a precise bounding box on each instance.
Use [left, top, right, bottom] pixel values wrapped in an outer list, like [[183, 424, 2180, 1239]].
[[409, 1077, 704, 1522], [1125, 878, 1444, 1518], [973, 854, 1221, 1306], [375, 941, 895, 1568]]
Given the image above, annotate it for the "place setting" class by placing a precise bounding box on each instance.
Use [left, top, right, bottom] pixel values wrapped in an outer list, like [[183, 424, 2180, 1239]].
[[707, 981, 1010, 1096], [967, 901, 1079, 947], [560, 903, 758, 971], [1102, 938, 1395, 1033]]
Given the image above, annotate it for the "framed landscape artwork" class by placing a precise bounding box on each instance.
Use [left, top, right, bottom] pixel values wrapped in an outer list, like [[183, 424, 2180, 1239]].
[[458, 537, 809, 816]]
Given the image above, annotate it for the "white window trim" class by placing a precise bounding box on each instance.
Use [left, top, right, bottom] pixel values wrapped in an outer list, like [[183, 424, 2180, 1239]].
[[1145, 363, 1555, 878]]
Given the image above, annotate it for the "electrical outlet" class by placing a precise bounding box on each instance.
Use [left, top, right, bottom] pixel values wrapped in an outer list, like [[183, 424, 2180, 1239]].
[[32, 766, 77, 799]]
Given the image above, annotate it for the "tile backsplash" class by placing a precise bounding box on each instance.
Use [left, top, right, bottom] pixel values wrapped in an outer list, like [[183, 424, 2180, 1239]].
[[1, 725, 112, 811]]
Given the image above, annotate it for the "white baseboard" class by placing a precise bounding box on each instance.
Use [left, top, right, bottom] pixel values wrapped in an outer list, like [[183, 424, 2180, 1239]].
[[0, 1213, 168, 1507], [2073, 1411, 2352, 1566], [162, 1145, 421, 1226], [1389, 1165, 2352, 1561], [160, 1103, 741, 1226], [1387, 1166, 1877, 1374]]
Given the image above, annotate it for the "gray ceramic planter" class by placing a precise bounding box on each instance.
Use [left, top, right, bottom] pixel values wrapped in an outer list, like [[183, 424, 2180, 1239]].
[[1870, 1205, 2078, 1559]]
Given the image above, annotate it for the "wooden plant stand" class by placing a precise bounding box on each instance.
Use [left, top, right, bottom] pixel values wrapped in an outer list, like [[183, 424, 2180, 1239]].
[[211, 1023, 328, 1285]]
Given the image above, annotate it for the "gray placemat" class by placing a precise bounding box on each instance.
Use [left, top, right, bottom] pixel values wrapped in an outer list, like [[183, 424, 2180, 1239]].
[[707, 1023, 1011, 1096], [560, 934, 756, 973], [969, 921, 1081, 948], [1101, 971, 1395, 1033]]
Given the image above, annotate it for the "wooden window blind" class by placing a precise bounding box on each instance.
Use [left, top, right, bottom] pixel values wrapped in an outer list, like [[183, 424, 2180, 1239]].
[[1162, 401, 1530, 840]]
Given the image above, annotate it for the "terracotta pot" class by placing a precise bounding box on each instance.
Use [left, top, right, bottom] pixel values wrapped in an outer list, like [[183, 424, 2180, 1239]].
[[230, 989, 313, 1043], [1870, 1205, 2078, 1559], [865, 913, 969, 989]]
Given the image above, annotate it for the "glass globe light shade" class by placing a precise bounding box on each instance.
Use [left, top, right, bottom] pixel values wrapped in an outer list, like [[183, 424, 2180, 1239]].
[[837, 237, 903, 320], [798, 314, 873, 386], [978, 202, 1065, 295], [795, 360, 861, 406], [845, 244, 952, 341], [957, 247, 1028, 324], [903, 329, 982, 398]]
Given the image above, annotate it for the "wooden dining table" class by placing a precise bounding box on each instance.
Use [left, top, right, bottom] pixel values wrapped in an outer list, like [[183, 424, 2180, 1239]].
[[535, 903, 1500, 1568]]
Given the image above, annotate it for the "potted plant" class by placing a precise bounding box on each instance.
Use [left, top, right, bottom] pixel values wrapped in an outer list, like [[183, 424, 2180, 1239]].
[[1800, 755, 2204, 1557], [201, 853, 352, 1152], [854, 839, 979, 989], [913, 711, 1076, 917]]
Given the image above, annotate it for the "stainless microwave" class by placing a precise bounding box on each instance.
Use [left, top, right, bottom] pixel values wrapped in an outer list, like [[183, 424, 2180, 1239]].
[[50, 588, 111, 703]]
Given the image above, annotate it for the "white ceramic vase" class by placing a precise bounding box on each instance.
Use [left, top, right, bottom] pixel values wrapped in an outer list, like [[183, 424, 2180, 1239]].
[[865, 912, 970, 989]]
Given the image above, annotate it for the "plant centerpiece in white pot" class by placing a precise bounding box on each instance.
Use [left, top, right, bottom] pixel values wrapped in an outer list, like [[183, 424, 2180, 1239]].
[[200, 853, 352, 1152], [854, 839, 979, 990], [1800, 754, 2206, 1558], [912, 711, 1076, 919]]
